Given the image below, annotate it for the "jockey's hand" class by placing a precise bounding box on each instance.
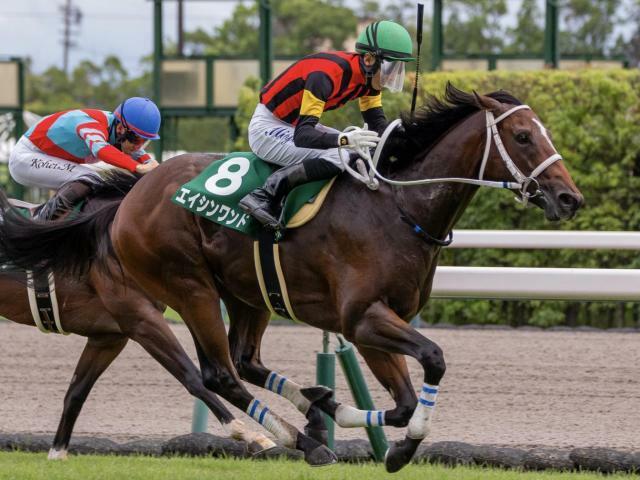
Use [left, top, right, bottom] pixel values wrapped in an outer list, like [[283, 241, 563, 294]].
[[338, 128, 380, 158], [136, 158, 159, 175]]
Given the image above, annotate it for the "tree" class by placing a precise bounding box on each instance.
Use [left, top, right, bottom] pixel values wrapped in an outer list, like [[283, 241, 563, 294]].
[[184, 0, 358, 57], [623, 0, 640, 66], [559, 0, 623, 55], [505, 0, 544, 55], [443, 0, 507, 55]]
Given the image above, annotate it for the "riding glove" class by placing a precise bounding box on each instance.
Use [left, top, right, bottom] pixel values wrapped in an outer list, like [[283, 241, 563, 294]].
[[338, 128, 380, 158]]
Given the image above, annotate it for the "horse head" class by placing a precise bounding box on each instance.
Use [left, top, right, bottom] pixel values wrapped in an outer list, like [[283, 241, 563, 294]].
[[472, 91, 583, 221], [392, 83, 584, 224]]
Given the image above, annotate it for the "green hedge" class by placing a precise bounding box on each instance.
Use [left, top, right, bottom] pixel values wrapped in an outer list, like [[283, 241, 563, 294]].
[[235, 70, 640, 328]]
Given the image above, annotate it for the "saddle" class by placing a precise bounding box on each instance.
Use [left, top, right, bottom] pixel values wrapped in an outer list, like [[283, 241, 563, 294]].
[[172, 152, 337, 237]]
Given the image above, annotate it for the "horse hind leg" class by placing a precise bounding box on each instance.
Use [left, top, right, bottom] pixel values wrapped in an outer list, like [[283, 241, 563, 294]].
[[182, 292, 336, 466], [225, 297, 401, 440], [49, 335, 128, 460], [351, 301, 446, 473], [225, 300, 328, 445], [113, 305, 279, 454]]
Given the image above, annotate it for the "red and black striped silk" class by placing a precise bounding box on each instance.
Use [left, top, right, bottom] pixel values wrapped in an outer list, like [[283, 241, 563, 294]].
[[260, 52, 387, 150]]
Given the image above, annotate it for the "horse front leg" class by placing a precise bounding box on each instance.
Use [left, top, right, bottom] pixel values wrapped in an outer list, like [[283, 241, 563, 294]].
[[49, 335, 128, 460], [350, 301, 446, 473], [353, 346, 418, 428]]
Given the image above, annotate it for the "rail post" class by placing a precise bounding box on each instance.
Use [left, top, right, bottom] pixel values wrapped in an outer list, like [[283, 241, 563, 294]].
[[315, 331, 336, 450], [335, 334, 389, 462], [191, 399, 208, 433]]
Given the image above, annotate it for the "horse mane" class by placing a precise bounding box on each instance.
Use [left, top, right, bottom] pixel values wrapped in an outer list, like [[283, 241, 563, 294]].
[[88, 170, 141, 202], [381, 82, 523, 171]]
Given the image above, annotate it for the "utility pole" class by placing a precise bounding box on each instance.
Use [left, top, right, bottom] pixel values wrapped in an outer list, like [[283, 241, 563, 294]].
[[177, 0, 184, 55], [60, 0, 82, 75]]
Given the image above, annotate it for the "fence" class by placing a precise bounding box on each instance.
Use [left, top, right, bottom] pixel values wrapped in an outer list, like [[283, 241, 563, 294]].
[[191, 229, 639, 458]]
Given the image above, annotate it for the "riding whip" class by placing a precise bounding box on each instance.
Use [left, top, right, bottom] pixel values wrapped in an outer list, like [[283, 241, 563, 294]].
[[411, 3, 424, 114]]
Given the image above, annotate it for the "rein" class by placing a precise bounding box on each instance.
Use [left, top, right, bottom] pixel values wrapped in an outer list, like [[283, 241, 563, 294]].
[[339, 105, 563, 245], [344, 105, 563, 207]]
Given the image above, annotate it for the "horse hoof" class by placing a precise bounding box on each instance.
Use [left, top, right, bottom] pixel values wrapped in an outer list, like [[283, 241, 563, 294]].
[[305, 444, 337, 467], [384, 438, 421, 473], [304, 425, 329, 446], [47, 448, 68, 461], [247, 438, 277, 456], [300, 386, 333, 404], [251, 445, 288, 460]]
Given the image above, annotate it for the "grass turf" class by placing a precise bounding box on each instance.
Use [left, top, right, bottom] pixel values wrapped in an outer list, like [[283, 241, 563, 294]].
[[0, 453, 635, 480]]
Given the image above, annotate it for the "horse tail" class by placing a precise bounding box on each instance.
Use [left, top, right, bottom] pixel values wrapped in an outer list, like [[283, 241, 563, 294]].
[[0, 189, 120, 277]]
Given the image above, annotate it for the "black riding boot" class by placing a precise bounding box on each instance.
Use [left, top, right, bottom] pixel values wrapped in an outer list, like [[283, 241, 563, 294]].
[[239, 158, 341, 229], [35, 178, 94, 221]]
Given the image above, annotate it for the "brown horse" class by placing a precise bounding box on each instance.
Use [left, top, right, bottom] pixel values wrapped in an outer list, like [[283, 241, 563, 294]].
[[0, 174, 274, 460], [0, 85, 583, 471]]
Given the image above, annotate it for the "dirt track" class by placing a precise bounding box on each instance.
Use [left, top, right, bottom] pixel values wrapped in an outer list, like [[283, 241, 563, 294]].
[[0, 321, 638, 450]]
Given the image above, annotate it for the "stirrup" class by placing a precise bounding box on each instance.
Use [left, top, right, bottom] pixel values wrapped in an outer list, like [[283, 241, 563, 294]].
[[238, 194, 283, 230]]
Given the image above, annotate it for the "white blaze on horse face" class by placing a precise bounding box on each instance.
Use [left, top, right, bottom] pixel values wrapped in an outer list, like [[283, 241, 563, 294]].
[[532, 118, 558, 154]]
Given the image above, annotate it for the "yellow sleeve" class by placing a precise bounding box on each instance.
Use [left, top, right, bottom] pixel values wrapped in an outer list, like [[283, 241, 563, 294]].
[[359, 94, 382, 112], [300, 89, 326, 119]]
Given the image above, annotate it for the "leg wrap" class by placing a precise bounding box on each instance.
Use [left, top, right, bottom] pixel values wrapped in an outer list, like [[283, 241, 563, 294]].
[[335, 404, 385, 428], [407, 383, 438, 440], [265, 371, 311, 414], [246, 398, 296, 447]]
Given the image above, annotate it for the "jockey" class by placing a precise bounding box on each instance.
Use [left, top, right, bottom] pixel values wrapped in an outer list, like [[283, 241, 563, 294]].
[[239, 20, 414, 229], [8, 97, 161, 220]]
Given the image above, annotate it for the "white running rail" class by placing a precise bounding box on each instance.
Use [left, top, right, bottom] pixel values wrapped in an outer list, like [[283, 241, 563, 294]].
[[431, 230, 640, 301]]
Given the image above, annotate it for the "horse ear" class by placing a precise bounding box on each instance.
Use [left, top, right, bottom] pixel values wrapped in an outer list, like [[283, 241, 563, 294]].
[[473, 91, 502, 113]]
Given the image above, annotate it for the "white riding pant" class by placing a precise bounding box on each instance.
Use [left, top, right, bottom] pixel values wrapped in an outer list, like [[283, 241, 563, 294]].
[[248, 103, 348, 170], [9, 137, 102, 190]]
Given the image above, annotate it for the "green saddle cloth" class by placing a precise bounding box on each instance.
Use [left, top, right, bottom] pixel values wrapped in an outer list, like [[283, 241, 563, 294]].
[[171, 152, 330, 236]]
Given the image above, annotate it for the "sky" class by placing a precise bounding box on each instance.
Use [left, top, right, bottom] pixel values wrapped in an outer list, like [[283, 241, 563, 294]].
[[0, 1, 635, 76], [0, 0, 239, 74]]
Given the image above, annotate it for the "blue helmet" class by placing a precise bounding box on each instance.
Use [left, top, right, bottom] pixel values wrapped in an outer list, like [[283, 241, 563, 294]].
[[113, 97, 161, 140]]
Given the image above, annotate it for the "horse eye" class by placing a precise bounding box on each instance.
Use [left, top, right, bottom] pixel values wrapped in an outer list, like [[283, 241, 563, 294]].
[[515, 132, 530, 145]]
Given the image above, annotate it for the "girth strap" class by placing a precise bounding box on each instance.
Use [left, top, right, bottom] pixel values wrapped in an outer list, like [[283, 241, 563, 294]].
[[26, 270, 67, 335], [253, 231, 299, 321]]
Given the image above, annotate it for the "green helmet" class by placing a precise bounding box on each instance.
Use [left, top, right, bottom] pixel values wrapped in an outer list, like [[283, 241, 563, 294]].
[[356, 20, 415, 62]]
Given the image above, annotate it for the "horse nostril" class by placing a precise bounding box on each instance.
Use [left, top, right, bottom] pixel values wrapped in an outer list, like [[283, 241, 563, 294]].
[[558, 192, 582, 211]]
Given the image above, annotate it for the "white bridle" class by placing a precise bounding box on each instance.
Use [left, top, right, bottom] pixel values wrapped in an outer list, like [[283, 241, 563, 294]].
[[341, 105, 563, 206]]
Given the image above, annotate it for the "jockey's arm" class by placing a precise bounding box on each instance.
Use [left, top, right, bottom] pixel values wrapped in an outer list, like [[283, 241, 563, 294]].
[[359, 93, 388, 135], [293, 72, 339, 149], [95, 146, 142, 172], [77, 122, 140, 172]]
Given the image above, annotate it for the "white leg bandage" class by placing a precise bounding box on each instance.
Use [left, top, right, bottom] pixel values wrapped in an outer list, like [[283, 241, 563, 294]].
[[335, 404, 385, 428], [264, 371, 311, 414], [407, 383, 439, 440], [246, 398, 296, 448]]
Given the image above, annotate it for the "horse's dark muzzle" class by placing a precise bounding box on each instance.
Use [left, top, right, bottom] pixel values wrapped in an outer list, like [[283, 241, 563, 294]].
[[544, 188, 583, 221]]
